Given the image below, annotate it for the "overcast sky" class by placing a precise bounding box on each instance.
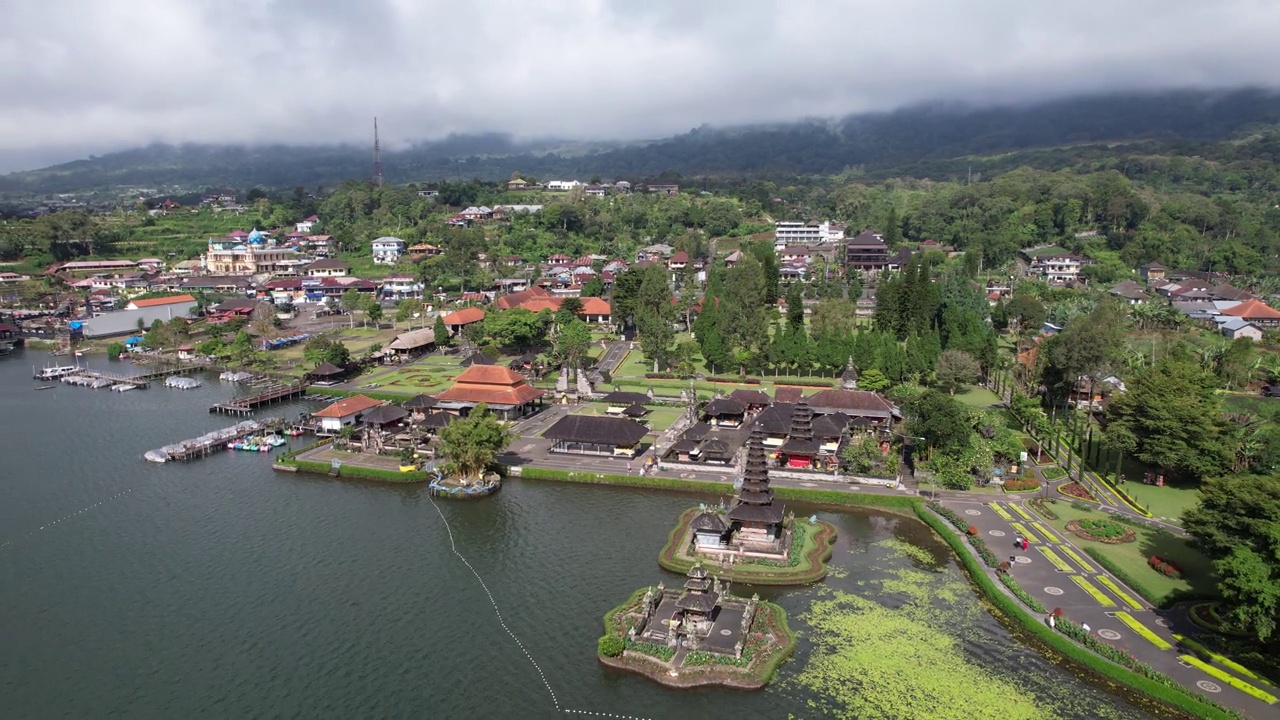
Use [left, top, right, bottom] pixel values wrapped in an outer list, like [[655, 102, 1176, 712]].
[[2, 0, 1279, 172]]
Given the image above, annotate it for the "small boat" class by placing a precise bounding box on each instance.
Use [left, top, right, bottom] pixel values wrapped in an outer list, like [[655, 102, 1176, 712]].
[[34, 364, 80, 380], [111, 384, 137, 392], [34, 385, 55, 391]]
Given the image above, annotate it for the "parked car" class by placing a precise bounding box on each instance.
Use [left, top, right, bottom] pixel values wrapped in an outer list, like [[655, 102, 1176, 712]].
[[1263, 385, 1280, 398]]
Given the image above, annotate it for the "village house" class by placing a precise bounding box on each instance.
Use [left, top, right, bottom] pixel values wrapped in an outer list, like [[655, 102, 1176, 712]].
[[440, 307, 486, 335], [506, 177, 531, 190], [379, 276, 423, 300], [545, 180, 581, 191], [646, 183, 679, 196], [1216, 299, 1280, 329], [1023, 248, 1087, 284], [583, 184, 607, 198], [1139, 262, 1167, 284], [1218, 317, 1264, 341], [372, 236, 406, 265], [305, 259, 350, 277], [417, 187, 439, 197], [384, 327, 436, 359], [312, 395, 385, 434], [295, 215, 319, 233], [1109, 280, 1149, 304]]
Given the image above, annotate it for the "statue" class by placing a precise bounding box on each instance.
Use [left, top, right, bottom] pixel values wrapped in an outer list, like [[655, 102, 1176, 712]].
[[576, 369, 593, 396], [555, 366, 568, 393]]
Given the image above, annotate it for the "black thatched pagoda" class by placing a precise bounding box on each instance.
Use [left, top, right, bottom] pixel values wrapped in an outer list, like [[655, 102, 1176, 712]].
[[778, 401, 819, 468], [727, 428, 786, 548]]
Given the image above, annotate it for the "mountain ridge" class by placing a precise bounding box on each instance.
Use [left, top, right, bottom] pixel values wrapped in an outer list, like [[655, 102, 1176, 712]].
[[4, 88, 1280, 194]]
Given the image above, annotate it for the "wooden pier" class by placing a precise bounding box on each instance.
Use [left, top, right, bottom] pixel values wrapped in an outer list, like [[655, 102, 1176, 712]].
[[210, 382, 309, 415], [82, 363, 203, 388], [145, 418, 285, 463]]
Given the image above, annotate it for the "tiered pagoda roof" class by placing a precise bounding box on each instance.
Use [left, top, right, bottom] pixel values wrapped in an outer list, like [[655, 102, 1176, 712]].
[[728, 429, 785, 524], [676, 565, 719, 614], [779, 401, 819, 455]]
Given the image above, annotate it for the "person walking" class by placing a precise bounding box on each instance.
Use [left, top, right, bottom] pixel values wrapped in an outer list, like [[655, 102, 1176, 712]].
[[1022, 538, 1029, 551], [1015, 535, 1023, 548]]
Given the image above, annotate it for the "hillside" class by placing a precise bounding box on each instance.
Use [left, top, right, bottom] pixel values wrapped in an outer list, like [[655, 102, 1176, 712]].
[[3, 88, 1280, 194]]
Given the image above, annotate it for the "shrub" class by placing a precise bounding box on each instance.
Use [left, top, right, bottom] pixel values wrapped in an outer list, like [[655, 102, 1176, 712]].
[[1029, 498, 1059, 520], [1003, 477, 1041, 492], [598, 635, 624, 657], [644, 372, 677, 379], [999, 573, 1046, 612], [966, 525, 979, 536], [967, 534, 1000, 567], [707, 375, 760, 384], [1041, 467, 1068, 481], [1079, 518, 1128, 539], [1149, 555, 1184, 579]]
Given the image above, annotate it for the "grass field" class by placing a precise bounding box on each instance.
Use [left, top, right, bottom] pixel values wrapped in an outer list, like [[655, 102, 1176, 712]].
[[1041, 502, 1217, 604], [954, 386, 1001, 408], [1076, 434, 1201, 524]]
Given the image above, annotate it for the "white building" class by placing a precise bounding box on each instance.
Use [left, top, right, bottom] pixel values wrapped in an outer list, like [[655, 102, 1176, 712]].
[[295, 215, 318, 233], [372, 236, 407, 265], [773, 220, 845, 248], [380, 275, 424, 300], [1030, 254, 1086, 284], [546, 180, 582, 191]]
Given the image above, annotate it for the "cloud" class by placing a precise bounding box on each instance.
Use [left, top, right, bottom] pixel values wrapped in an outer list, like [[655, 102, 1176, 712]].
[[2, 0, 1279, 171]]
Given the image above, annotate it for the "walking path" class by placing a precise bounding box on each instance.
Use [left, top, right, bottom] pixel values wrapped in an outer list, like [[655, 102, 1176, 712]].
[[941, 492, 1277, 717]]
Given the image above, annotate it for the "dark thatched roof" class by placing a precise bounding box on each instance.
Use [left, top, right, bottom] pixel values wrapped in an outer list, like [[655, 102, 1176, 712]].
[[773, 387, 803, 403], [681, 422, 712, 442], [460, 352, 495, 367], [676, 590, 719, 614], [419, 411, 457, 429], [704, 397, 746, 417], [728, 389, 772, 407], [668, 438, 698, 454], [690, 512, 728, 533], [308, 361, 344, 377], [727, 502, 786, 524], [403, 394, 438, 410], [621, 403, 650, 417], [751, 404, 795, 434], [600, 391, 651, 405], [361, 404, 409, 426], [544, 415, 649, 446], [779, 437, 820, 455]]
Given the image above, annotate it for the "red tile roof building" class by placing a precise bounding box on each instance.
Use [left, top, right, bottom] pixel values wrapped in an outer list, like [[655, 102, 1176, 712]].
[[434, 365, 545, 419]]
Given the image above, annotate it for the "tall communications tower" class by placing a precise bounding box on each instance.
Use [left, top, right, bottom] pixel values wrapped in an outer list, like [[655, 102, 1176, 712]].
[[373, 117, 384, 188]]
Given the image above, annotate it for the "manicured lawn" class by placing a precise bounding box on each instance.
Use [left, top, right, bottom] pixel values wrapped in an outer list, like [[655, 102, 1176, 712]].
[[1076, 434, 1200, 524], [1039, 501, 1217, 604], [954, 387, 1001, 408]]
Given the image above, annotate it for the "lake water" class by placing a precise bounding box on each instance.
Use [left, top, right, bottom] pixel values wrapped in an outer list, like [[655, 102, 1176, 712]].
[[0, 350, 1162, 719]]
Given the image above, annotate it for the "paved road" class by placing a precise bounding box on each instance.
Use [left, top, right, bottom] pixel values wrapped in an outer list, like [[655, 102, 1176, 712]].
[[594, 338, 632, 375], [940, 494, 1277, 718]]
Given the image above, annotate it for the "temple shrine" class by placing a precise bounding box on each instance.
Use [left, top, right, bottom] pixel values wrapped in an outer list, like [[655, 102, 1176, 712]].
[[689, 428, 792, 560]]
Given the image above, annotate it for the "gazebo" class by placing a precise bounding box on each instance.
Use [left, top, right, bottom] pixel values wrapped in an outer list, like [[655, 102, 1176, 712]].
[[306, 361, 345, 384]]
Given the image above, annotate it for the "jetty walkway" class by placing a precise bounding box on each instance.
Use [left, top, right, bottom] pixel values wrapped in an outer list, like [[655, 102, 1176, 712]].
[[210, 382, 308, 415]]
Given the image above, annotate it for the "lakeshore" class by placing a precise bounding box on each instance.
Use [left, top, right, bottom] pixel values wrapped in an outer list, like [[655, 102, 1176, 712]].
[[0, 350, 1166, 719]]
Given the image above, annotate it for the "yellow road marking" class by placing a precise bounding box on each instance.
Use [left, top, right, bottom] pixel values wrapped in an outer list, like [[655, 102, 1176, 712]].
[[1031, 521, 1060, 543], [1036, 545, 1075, 573], [1010, 503, 1034, 520], [1179, 656, 1278, 704], [1070, 575, 1116, 606], [1115, 611, 1173, 650], [1010, 522, 1039, 543], [1059, 545, 1095, 573], [1096, 575, 1143, 610], [988, 502, 1014, 520]]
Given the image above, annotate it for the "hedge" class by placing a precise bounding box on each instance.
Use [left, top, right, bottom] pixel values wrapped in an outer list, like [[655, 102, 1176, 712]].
[[999, 573, 1046, 612], [518, 466, 732, 495], [286, 458, 430, 483], [1082, 547, 1174, 607], [913, 505, 1239, 720]]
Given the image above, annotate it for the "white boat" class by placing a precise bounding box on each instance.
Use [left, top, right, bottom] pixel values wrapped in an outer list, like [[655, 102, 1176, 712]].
[[111, 383, 137, 392], [165, 376, 202, 390], [34, 364, 80, 380]]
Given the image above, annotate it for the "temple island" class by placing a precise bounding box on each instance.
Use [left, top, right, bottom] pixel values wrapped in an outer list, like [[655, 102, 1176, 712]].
[[659, 428, 838, 585], [597, 565, 795, 689]]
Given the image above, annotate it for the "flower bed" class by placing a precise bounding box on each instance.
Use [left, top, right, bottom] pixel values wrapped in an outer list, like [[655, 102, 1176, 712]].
[[1058, 481, 1099, 503], [1002, 477, 1041, 493], [1041, 466, 1068, 481], [1065, 518, 1136, 543], [1149, 555, 1183, 578]]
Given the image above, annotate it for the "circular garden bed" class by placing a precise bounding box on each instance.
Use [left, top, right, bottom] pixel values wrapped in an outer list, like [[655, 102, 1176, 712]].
[[1065, 518, 1135, 543]]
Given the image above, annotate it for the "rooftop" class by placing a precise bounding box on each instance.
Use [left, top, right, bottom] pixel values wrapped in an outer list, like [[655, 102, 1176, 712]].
[[314, 395, 383, 418]]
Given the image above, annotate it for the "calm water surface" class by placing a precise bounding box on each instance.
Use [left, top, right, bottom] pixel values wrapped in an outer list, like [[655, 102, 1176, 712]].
[[0, 350, 1156, 719]]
